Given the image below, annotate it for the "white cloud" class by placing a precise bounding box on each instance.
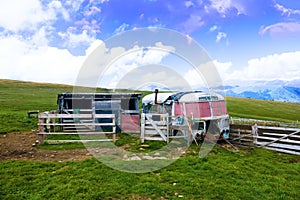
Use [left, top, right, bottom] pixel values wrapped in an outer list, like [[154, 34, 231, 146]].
[[183, 52, 300, 87], [216, 32, 227, 42], [114, 23, 130, 34], [184, 68, 206, 87], [274, 3, 300, 16], [209, 25, 218, 32], [209, 0, 246, 17], [183, 60, 232, 87], [85, 40, 104, 56], [48, 0, 70, 21], [181, 14, 205, 34], [29, 26, 50, 47], [185, 1, 194, 8], [65, 0, 85, 12], [0, 0, 55, 31], [259, 22, 300, 37], [0, 0, 73, 32], [229, 51, 300, 81], [84, 6, 101, 17], [0, 34, 85, 84], [98, 43, 175, 88], [59, 30, 96, 48], [213, 60, 232, 78], [100, 0, 110, 4]]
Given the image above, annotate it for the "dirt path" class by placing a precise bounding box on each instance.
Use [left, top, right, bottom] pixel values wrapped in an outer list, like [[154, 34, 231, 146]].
[[0, 132, 191, 163], [0, 132, 92, 162]]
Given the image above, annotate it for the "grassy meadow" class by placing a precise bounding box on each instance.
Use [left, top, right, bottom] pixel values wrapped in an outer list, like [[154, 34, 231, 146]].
[[0, 79, 300, 199], [1, 148, 299, 200]]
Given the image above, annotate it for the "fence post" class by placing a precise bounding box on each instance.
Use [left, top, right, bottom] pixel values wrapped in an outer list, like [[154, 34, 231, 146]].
[[252, 123, 258, 145], [112, 114, 116, 142], [141, 113, 145, 143], [237, 129, 241, 145], [166, 114, 169, 143], [38, 114, 45, 144], [230, 117, 234, 124]]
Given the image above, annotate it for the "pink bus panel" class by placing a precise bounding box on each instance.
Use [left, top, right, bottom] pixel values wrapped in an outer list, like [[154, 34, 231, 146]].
[[174, 103, 184, 116], [211, 101, 227, 116], [121, 114, 140, 133], [174, 102, 211, 118]]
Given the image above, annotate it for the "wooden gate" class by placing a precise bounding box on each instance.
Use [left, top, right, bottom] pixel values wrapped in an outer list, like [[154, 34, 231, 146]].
[[141, 113, 169, 143], [230, 124, 300, 155], [255, 126, 300, 155], [37, 110, 116, 144]]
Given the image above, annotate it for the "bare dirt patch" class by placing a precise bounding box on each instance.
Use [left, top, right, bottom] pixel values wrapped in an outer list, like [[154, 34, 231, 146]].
[[0, 132, 92, 162]]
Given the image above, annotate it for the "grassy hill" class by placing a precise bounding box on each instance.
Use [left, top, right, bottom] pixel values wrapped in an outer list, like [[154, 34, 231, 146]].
[[0, 79, 299, 133], [226, 96, 300, 122]]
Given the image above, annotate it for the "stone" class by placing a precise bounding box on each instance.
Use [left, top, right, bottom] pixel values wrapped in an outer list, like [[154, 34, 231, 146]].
[[127, 156, 141, 161]]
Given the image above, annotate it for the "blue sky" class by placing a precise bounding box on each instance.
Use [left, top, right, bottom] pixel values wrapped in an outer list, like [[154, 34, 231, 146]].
[[0, 0, 299, 87]]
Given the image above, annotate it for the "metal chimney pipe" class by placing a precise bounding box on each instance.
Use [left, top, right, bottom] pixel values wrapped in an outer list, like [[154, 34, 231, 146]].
[[154, 89, 159, 104]]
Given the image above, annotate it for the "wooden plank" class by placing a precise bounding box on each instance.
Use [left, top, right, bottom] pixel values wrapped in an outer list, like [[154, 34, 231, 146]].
[[169, 135, 186, 139], [230, 133, 253, 141], [62, 109, 92, 112], [144, 130, 160, 135], [256, 136, 300, 145], [230, 129, 252, 134], [45, 139, 113, 144], [256, 142, 300, 151], [38, 132, 116, 135], [143, 137, 165, 141], [38, 114, 115, 119], [145, 126, 168, 130], [256, 130, 300, 147], [38, 123, 115, 126], [257, 136, 300, 145], [39, 114, 92, 118], [262, 132, 300, 139], [145, 121, 168, 126], [257, 126, 300, 132]]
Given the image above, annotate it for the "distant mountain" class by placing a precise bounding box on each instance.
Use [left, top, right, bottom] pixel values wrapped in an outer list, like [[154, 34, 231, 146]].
[[223, 80, 300, 103], [129, 80, 299, 103]]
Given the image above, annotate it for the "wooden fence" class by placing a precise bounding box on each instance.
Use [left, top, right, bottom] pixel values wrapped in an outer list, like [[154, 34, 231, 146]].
[[230, 117, 299, 128], [230, 124, 300, 155], [38, 110, 116, 144], [140, 113, 197, 145]]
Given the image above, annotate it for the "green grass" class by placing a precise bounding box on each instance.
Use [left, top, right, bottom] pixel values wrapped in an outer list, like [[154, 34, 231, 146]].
[[226, 96, 300, 123], [0, 79, 73, 133], [1, 148, 299, 199]]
